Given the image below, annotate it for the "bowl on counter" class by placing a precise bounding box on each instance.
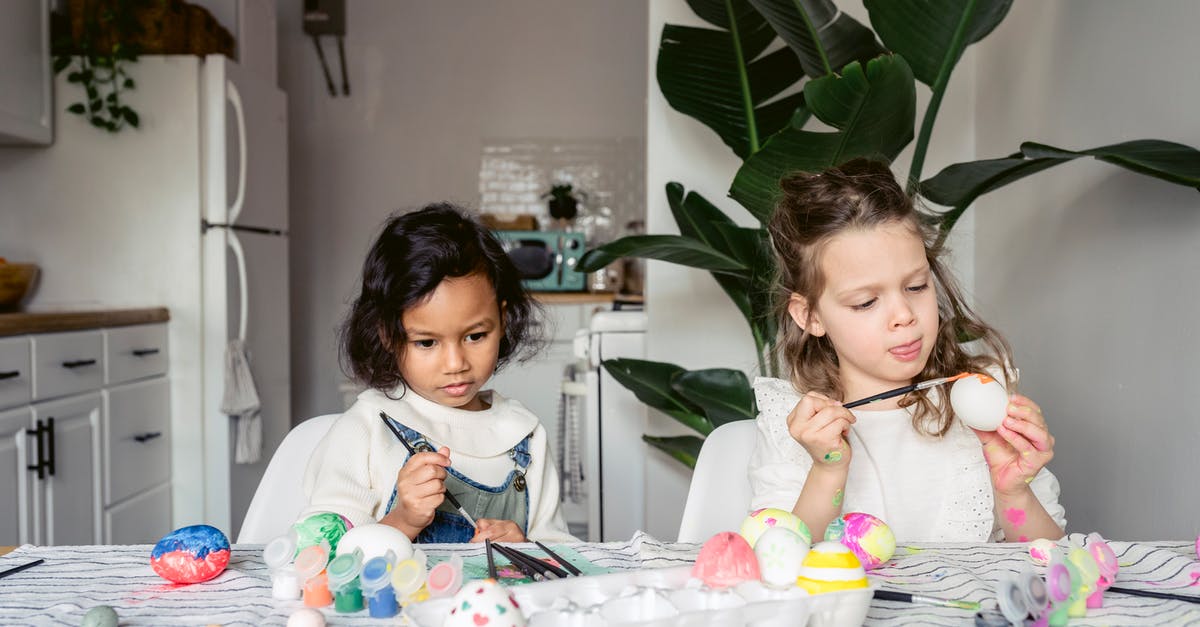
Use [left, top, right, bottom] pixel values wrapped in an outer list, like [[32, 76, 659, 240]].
[[0, 261, 39, 312]]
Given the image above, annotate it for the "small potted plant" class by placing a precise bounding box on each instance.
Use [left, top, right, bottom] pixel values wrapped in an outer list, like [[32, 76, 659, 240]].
[[543, 183, 585, 226]]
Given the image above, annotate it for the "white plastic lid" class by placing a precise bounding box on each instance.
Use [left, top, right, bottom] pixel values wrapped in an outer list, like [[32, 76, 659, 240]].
[[263, 529, 298, 571]]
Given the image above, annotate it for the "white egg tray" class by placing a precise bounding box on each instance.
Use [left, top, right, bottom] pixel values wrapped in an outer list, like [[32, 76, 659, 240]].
[[403, 566, 874, 627]]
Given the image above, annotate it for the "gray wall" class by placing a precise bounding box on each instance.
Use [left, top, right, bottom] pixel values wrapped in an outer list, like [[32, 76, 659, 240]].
[[973, 1, 1200, 540], [279, 1, 648, 421]]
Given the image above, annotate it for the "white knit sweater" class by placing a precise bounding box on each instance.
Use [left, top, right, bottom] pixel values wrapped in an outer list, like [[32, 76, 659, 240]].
[[300, 387, 576, 543], [748, 377, 1067, 542]]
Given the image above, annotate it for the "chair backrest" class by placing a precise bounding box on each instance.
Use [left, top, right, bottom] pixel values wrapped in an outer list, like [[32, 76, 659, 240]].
[[237, 413, 339, 543], [677, 419, 759, 543]]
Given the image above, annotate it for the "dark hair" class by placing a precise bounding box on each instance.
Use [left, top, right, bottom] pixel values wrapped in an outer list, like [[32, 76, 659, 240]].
[[767, 158, 1013, 436], [339, 203, 544, 393]]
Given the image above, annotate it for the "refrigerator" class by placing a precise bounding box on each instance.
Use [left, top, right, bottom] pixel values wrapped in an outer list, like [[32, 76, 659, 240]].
[[0, 55, 289, 536]]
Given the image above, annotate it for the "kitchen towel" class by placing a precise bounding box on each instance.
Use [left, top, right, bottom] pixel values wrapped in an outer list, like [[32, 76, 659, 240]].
[[221, 338, 262, 464]]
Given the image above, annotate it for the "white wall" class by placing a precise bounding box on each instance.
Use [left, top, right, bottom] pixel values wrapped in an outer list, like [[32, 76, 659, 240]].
[[279, 1, 648, 421], [972, 1, 1200, 540]]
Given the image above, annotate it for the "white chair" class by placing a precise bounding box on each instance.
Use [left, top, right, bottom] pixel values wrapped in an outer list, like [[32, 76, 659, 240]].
[[237, 413, 339, 543], [677, 419, 759, 543]]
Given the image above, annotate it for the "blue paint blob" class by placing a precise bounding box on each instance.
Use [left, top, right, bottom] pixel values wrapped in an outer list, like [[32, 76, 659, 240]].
[[150, 524, 229, 560]]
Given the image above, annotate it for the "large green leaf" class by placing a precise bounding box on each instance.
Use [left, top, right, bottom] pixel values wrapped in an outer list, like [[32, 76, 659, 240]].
[[747, 0, 883, 78], [657, 0, 807, 159], [577, 234, 747, 275], [672, 368, 757, 427], [601, 359, 714, 435], [729, 54, 917, 222], [644, 435, 706, 469], [864, 0, 1012, 87]]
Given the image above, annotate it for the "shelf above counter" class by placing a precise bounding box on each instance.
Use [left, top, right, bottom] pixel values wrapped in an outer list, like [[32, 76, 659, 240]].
[[532, 292, 643, 305], [0, 308, 170, 337]]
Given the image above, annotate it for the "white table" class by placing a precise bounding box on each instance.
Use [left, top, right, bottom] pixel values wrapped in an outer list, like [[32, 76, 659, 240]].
[[1, 532, 1197, 625]]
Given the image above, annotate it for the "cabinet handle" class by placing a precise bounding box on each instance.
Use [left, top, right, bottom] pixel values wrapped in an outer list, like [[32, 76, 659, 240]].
[[0, 370, 19, 380], [133, 431, 163, 443], [131, 348, 160, 357], [61, 359, 97, 369], [25, 420, 47, 480], [45, 417, 55, 477]]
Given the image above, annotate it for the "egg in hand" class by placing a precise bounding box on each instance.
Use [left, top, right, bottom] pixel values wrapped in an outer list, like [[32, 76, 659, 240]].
[[950, 373, 1009, 431]]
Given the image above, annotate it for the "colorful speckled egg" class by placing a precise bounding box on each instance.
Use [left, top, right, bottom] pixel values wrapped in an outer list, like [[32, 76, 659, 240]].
[[950, 374, 1008, 431], [833, 512, 895, 570], [739, 507, 812, 549], [150, 524, 231, 584], [692, 531, 761, 589], [293, 512, 350, 558], [754, 526, 810, 588], [444, 579, 526, 627], [796, 541, 869, 594], [1029, 538, 1056, 566]]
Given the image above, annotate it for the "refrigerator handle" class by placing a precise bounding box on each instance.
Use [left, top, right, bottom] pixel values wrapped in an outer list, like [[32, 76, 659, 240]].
[[228, 230, 249, 342], [226, 79, 248, 225]]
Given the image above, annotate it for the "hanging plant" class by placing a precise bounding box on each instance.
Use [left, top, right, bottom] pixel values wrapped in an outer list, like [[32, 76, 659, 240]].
[[51, 0, 152, 132]]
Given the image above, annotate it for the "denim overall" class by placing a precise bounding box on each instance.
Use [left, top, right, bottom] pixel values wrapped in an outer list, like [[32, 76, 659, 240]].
[[382, 417, 531, 543]]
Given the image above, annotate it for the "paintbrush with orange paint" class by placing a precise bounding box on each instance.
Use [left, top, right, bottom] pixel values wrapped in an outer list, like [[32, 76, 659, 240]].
[[844, 373, 972, 409]]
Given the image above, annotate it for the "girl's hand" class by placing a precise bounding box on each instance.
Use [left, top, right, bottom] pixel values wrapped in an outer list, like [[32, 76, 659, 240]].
[[973, 394, 1055, 496], [470, 519, 526, 543], [786, 392, 855, 469], [384, 446, 452, 537]]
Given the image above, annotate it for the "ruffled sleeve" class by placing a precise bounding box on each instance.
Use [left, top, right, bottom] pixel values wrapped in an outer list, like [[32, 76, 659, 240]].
[[747, 377, 813, 512]]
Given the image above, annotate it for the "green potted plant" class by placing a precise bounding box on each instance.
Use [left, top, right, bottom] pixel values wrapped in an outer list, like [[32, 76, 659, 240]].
[[578, 0, 1200, 468]]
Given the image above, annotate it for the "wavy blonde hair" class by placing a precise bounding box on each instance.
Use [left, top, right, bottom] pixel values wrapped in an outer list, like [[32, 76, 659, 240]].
[[767, 158, 1013, 436]]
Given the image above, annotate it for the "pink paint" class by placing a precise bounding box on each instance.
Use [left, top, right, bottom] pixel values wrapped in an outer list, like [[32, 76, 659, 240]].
[[691, 532, 761, 588], [1004, 508, 1026, 527], [1018, 535, 1029, 542], [765, 517, 778, 527]]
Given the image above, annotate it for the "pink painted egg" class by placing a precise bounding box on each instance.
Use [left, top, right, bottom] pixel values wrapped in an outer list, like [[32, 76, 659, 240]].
[[834, 512, 895, 570], [692, 531, 761, 588], [444, 579, 525, 627], [1029, 538, 1055, 566], [150, 525, 230, 584]]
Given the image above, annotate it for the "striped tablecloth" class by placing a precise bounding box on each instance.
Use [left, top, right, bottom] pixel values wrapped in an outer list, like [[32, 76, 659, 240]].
[[0, 532, 1197, 625]]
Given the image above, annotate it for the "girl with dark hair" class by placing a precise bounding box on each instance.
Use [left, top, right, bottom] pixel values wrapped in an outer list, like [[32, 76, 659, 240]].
[[301, 203, 574, 543], [749, 159, 1066, 544]]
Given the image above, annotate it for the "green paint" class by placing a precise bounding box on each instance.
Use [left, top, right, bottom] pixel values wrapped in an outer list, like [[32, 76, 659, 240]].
[[823, 450, 843, 463], [904, 546, 925, 555], [294, 512, 349, 558], [832, 489, 844, 508]]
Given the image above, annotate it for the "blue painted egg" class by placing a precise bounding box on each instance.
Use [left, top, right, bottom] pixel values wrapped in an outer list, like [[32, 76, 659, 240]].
[[150, 524, 231, 584]]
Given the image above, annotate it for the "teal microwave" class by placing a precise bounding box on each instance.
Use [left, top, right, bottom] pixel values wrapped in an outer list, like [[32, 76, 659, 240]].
[[494, 230, 587, 291]]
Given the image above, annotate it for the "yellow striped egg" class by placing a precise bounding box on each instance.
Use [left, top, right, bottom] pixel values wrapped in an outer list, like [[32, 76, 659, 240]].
[[795, 541, 869, 594]]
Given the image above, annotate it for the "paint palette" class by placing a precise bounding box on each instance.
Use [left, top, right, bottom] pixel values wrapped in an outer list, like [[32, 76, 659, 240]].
[[403, 565, 874, 627]]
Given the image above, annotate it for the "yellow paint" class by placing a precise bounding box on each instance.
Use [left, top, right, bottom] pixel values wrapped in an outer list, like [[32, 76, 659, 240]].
[[796, 575, 869, 594], [803, 549, 862, 569]]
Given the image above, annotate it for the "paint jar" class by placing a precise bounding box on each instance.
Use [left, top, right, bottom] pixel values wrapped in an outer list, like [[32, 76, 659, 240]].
[[426, 554, 464, 598], [391, 554, 428, 605], [360, 550, 398, 619], [263, 529, 301, 600], [294, 540, 333, 608], [326, 547, 365, 613]]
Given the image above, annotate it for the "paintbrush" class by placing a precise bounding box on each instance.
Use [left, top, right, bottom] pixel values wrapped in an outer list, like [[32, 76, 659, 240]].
[[0, 558, 43, 580], [534, 540, 582, 576], [1108, 587, 1200, 605], [843, 373, 971, 409], [503, 543, 570, 578], [489, 544, 546, 581], [379, 411, 478, 529], [492, 543, 562, 580], [485, 539, 498, 579], [874, 588, 981, 611]]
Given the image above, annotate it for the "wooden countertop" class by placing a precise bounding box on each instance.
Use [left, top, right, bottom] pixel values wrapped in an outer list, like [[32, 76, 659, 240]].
[[0, 307, 170, 337], [0, 546, 14, 557]]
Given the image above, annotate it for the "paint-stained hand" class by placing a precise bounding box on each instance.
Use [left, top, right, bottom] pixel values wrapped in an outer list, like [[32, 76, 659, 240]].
[[786, 391, 855, 469], [470, 519, 526, 543], [973, 394, 1055, 496], [385, 446, 452, 536]]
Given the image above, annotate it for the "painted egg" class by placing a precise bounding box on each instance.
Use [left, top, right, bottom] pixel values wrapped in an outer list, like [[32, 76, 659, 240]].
[[337, 523, 414, 562], [1195, 534, 1199, 561], [739, 507, 812, 549], [286, 608, 327, 627], [796, 541, 869, 594], [150, 524, 231, 584], [81, 605, 118, 627], [293, 512, 350, 558], [444, 579, 526, 627], [950, 374, 1009, 431], [691, 531, 761, 589], [754, 526, 809, 588], [836, 512, 895, 570], [1029, 538, 1056, 566]]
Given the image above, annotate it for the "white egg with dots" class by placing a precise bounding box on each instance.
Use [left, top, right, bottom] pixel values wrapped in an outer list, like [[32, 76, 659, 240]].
[[950, 374, 1009, 431]]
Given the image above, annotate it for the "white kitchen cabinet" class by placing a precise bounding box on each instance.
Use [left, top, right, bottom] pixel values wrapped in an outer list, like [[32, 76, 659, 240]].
[[0, 0, 53, 145], [0, 320, 171, 545]]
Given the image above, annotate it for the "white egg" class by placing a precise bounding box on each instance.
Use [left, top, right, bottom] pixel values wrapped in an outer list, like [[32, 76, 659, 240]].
[[950, 375, 1009, 431], [753, 526, 810, 588], [336, 523, 414, 562], [444, 579, 526, 627], [286, 608, 326, 627]]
